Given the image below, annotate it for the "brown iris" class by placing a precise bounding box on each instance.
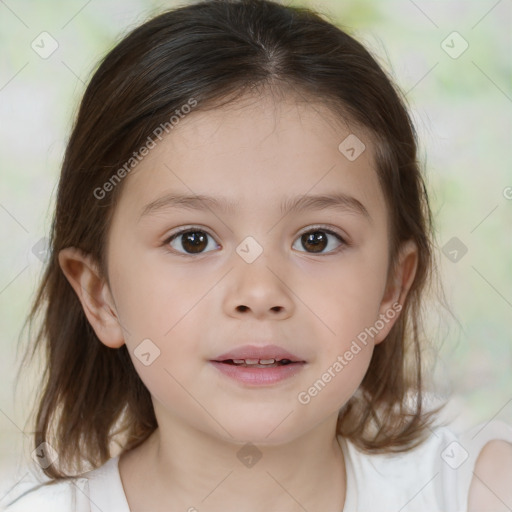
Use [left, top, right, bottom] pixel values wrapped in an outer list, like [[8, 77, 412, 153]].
[[180, 231, 208, 253], [301, 231, 328, 253]]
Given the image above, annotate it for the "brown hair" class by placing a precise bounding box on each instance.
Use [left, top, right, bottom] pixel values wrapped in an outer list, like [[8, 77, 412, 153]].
[[17, 0, 447, 480]]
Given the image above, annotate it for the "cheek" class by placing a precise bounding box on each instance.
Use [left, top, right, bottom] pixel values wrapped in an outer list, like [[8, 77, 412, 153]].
[[110, 245, 205, 336], [300, 253, 389, 342], [109, 250, 225, 382]]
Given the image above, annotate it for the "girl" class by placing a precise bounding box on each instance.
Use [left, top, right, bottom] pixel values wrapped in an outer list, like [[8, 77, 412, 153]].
[[2, 0, 512, 511]]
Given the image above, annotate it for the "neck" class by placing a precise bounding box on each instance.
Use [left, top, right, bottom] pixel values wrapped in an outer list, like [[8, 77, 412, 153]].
[[119, 411, 347, 512]]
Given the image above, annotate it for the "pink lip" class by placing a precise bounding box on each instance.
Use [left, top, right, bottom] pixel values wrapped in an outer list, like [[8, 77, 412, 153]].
[[209, 361, 306, 386], [210, 344, 306, 386], [212, 344, 304, 363]]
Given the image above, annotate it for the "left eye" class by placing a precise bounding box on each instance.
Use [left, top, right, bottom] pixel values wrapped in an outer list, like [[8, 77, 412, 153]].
[[164, 227, 346, 255], [292, 228, 346, 254], [166, 229, 219, 255]]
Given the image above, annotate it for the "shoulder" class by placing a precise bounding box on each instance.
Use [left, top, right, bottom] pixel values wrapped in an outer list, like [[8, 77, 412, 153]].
[[1, 455, 127, 512], [339, 424, 460, 510], [340, 418, 512, 511], [467, 439, 512, 511]]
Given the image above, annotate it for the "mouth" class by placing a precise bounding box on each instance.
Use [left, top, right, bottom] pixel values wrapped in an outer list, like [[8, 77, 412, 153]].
[[209, 345, 306, 386]]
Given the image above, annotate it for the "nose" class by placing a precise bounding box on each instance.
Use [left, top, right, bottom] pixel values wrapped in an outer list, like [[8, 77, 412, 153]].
[[223, 255, 295, 320]]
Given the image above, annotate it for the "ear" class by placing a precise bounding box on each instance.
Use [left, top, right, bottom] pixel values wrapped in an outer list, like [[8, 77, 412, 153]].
[[374, 239, 418, 345], [58, 247, 125, 348]]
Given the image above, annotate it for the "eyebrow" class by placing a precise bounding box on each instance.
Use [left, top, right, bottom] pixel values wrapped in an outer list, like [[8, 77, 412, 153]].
[[138, 192, 371, 222]]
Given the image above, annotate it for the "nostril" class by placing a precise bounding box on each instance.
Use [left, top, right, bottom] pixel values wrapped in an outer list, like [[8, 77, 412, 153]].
[[237, 305, 249, 312]]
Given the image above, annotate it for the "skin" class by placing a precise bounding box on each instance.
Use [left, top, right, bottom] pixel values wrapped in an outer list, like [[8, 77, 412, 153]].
[[59, 91, 420, 512], [467, 440, 512, 511]]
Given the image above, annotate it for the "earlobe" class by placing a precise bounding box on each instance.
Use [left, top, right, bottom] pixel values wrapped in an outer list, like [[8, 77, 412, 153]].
[[58, 247, 125, 348], [374, 240, 419, 344]]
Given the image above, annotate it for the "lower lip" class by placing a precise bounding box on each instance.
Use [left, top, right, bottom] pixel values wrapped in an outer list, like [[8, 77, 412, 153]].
[[209, 361, 305, 386]]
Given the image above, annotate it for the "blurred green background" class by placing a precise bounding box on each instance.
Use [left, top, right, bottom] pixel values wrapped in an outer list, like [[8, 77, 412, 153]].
[[0, 0, 511, 487]]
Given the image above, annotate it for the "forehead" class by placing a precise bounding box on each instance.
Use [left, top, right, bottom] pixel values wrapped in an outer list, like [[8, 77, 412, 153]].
[[113, 92, 388, 225]]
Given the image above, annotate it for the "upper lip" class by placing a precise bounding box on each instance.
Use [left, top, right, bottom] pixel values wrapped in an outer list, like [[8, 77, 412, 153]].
[[212, 344, 305, 363]]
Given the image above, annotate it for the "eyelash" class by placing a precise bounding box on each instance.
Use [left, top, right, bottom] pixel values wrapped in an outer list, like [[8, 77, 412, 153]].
[[162, 225, 349, 257]]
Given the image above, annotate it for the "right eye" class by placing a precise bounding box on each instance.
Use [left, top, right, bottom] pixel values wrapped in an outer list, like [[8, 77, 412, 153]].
[[164, 228, 220, 255]]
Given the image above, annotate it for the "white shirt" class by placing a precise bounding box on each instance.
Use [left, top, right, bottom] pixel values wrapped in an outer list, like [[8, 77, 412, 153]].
[[2, 419, 512, 512]]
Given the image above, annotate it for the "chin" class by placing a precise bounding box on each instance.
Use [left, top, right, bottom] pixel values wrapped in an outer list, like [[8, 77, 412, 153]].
[[209, 413, 308, 447]]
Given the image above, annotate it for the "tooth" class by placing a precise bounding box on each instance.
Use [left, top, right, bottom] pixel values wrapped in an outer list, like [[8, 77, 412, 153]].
[[244, 359, 259, 365], [259, 359, 275, 364], [232, 359, 245, 364]]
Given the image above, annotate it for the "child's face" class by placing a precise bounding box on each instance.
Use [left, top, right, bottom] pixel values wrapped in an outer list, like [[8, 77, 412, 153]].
[[91, 92, 416, 444]]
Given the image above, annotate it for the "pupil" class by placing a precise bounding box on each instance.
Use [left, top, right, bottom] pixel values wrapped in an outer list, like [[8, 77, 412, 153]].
[[302, 231, 327, 253], [183, 232, 207, 253]]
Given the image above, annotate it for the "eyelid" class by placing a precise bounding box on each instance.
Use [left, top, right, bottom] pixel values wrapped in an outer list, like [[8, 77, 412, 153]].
[[163, 224, 216, 241], [163, 225, 348, 243], [296, 224, 349, 243]]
